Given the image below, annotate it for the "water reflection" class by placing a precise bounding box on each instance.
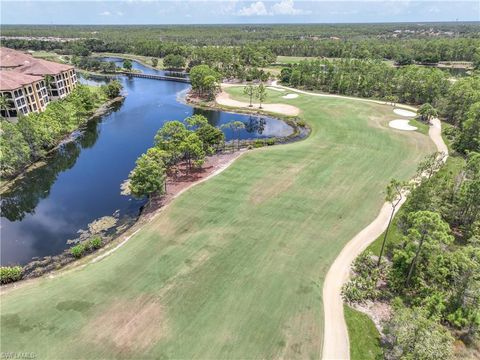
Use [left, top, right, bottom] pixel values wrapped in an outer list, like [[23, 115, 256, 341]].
[[0, 59, 294, 266]]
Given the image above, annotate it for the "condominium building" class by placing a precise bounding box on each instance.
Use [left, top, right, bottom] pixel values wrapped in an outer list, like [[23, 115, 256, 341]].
[[14, 58, 78, 99], [0, 71, 50, 119], [0, 47, 77, 119]]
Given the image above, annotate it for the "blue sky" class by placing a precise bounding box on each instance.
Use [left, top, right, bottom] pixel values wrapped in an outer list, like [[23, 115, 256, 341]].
[[2, 1, 479, 25]]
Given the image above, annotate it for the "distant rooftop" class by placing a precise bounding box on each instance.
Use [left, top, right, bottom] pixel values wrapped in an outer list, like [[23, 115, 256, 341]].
[[0, 70, 43, 91], [0, 47, 73, 74], [15, 58, 73, 76], [0, 47, 34, 68]]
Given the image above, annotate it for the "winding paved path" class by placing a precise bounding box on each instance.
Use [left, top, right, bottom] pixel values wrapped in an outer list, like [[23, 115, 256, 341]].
[[321, 118, 447, 360], [222, 81, 448, 359]]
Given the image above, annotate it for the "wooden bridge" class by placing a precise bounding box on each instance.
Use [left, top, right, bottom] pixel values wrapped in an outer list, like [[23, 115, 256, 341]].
[[120, 71, 191, 83]]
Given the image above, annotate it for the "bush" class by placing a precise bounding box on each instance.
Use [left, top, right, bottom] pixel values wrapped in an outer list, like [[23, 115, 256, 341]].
[[266, 138, 276, 146], [341, 251, 387, 304], [70, 243, 87, 258], [70, 237, 103, 258], [253, 139, 264, 148], [88, 236, 102, 250], [101, 80, 123, 99], [296, 119, 307, 127], [0, 266, 23, 284]]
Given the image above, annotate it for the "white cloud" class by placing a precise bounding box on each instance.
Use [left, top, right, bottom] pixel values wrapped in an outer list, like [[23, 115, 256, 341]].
[[237, 0, 309, 17], [237, 1, 269, 16], [99, 11, 111, 16], [271, 0, 310, 15]]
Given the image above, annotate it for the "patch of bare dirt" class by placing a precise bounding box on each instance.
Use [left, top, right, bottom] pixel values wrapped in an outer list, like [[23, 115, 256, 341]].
[[353, 300, 392, 336], [249, 163, 304, 205], [84, 295, 168, 354], [141, 151, 244, 221]]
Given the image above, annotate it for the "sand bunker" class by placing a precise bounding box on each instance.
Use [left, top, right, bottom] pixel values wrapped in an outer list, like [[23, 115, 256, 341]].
[[267, 86, 285, 92], [216, 89, 300, 116], [389, 119, 417, 131], [282, 93, 299, 99], [393, 108, 416, 117]]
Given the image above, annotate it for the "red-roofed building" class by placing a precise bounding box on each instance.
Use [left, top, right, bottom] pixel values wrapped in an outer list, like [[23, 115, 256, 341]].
[[0, 71, 50, 119], [15, 58, 77, 99], [0, 47, 78, 118]]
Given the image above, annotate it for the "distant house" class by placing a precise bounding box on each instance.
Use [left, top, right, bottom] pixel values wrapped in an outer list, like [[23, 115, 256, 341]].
[[0, 47, 78, 119]]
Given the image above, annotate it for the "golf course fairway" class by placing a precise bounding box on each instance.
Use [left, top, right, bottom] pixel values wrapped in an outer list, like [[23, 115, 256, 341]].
[[0, 87, 434, 359]]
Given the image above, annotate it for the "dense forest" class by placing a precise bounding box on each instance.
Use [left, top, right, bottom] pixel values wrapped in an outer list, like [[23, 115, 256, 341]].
[[281, 60, 480, 154], [2, 23, 480, 63], [343, 151, 480, 359]]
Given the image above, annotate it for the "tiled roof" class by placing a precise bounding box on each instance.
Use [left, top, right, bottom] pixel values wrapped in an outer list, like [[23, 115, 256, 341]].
[[15, 58, 73, 76], [0, 70, 43, 91], [0, 47, 33, 68], [0, 47, 73, 76]]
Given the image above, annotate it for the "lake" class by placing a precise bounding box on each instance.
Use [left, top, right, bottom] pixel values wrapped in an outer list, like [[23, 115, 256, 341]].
[[0, 59, 293, 266]]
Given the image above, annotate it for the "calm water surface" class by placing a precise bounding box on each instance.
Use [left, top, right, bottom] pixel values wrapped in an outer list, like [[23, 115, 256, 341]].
[[0, 60, 293, 265]]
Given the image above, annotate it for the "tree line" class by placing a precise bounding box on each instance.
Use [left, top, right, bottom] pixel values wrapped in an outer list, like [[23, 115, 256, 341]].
[[2, 23, 479, 63], [280, 58, 451, 104], [343, 152, 480, 359], [0, 81, 122, 179]]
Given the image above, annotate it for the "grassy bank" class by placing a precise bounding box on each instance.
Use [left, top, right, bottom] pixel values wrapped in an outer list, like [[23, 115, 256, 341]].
[[344, 305, 383, 360], [0, 85, 110, 181], [92, 52, 164, 69], [0, 86, 434, 358]]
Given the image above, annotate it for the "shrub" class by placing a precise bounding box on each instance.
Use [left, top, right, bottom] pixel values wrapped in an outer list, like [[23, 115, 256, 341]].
[[341, 251, 388, 303], [0, 266, 23, 284], [88, 236, 102, 250], [266, 138, 276, 146], [70, 243, 87, 258], [101, 80, 123, 99], [296, 119, 307, 127], [253, 139, 264, 148]]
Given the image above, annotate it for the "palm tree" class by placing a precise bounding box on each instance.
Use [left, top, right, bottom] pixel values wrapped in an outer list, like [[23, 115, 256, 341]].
[[222, 121, 245, 151], [44, 75, 54, 96], [256, 83, 267, 109], [0, 95, 12, 119], [243, 84, 256, 107]]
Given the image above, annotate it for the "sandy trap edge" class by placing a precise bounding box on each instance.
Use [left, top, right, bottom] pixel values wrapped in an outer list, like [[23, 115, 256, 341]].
[[389, 119, 417, 131]]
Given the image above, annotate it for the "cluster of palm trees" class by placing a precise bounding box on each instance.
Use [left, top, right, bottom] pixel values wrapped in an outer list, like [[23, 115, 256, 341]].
[[243, 83, 267, 109]]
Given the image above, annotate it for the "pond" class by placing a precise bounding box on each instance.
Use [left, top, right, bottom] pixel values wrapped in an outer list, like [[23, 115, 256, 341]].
[[0, 59, 294, 266]]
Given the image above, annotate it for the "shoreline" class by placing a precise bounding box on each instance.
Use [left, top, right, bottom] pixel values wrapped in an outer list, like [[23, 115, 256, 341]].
[[1, 85, 311, 286], [184, 90, 310, 145], [1, 81, 308, 282], [1, 150, 246, 291], [0, 95, 125, 194]]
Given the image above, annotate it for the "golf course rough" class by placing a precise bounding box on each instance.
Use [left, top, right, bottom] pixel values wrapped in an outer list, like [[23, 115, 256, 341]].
[[0, 87, 434, 359]]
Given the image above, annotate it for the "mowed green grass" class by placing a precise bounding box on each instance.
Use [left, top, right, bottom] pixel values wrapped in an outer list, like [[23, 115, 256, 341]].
[[93, 52, 164, 69], [344, 306, 383, 360], [276, 55, 317, 64], [0, 88, 434, 359]]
